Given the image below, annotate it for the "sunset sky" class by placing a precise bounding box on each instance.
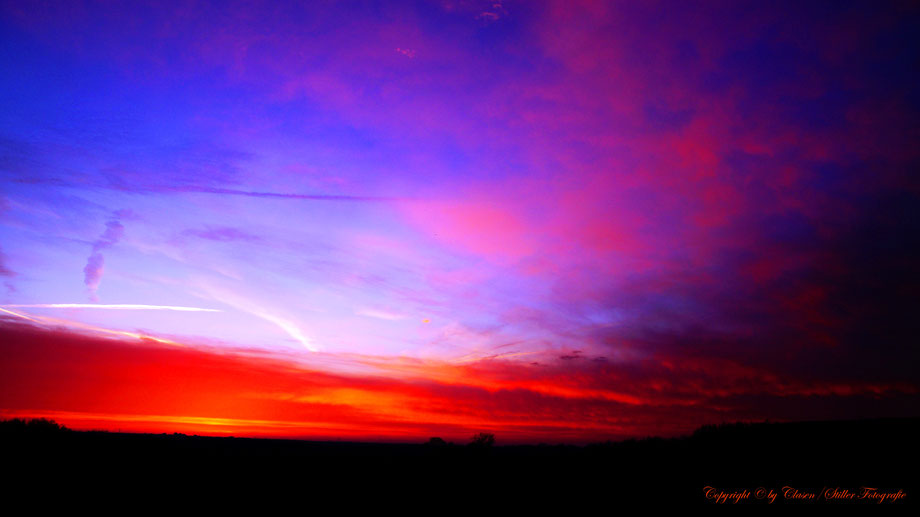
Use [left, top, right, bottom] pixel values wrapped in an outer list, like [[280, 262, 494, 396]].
[[1, 0, 918, 443]]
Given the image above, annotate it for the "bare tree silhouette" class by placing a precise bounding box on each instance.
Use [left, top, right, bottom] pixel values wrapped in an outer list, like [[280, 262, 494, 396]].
[[469, 432, 495, 448], [0, 418, 69, 433]]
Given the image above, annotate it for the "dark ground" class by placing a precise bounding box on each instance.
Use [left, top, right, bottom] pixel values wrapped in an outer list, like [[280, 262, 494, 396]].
[[2, 417, 917, 506]]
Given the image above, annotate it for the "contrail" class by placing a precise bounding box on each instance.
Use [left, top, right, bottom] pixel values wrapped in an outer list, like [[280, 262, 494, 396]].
[[191, 283, 318, 351], [0, 306, 41, 322], [254, 310, 317, 352], [159, 185, 402, 202], [13, 177, 408, 202], [2, 304, 221, 312], [0, 306, 183, 346]]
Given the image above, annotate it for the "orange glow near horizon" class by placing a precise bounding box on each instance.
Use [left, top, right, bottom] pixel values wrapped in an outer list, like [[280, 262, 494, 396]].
[[0, 320, 643, 443], [2, 319, 914, 444]]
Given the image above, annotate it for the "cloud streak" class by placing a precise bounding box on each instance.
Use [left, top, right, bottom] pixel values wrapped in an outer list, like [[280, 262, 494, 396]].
[[0, 246, 14, 278], [195, 282, 318, 352], [145, 185, 402, 202], [82, 214, 126, 302], [2, 304, 221, 312]]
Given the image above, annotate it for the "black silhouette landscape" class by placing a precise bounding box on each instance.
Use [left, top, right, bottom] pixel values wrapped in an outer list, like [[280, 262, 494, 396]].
[[3, 417, 916, 504]]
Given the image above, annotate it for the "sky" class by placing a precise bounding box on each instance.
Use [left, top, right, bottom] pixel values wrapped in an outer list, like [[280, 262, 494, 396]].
[[1, 0, 918, 443]]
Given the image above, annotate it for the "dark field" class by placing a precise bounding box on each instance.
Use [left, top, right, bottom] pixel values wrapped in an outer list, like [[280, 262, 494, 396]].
[[2, 417, 916, 505]]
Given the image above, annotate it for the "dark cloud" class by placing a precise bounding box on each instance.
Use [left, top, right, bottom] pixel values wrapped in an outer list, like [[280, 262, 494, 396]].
[[578, 177, 920, 403]]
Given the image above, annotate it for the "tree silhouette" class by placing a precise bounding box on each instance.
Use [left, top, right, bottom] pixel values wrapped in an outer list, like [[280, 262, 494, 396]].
[[0, 418, 69, 434], [468, 432, 495, 448]]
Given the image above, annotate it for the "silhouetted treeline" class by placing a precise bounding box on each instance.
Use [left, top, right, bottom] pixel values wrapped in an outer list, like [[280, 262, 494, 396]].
[[2, 417, 916, 505], [0, 417, 70, 434]]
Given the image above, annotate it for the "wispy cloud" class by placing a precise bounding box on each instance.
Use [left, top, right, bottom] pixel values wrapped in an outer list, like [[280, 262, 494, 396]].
[[477, 1, 507, 24], [2, 304, 221, 312], [251, 310, 315, 352], [181, 226, 261, 243], [195, 282, 317, 351], [148, 185, 401, 202], [83, 212, 128, 301], [0, 306, 40, 323], [395, 47, 416, 59], [357, 308, 406, 321], [0, 306, 182, 346], [10, 177, 402, 202], [0, 246, 14, 278]]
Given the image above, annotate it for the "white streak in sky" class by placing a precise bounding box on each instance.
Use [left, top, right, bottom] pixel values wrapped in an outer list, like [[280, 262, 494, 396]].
[[192, 282, 318, 352], [253, 310, 316, 352]]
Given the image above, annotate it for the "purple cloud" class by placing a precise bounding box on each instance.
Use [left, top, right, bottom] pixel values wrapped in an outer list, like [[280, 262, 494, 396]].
[[0, 246, 14, 278], [182, 226, 261, 243], [83, 216, 126, 302]]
